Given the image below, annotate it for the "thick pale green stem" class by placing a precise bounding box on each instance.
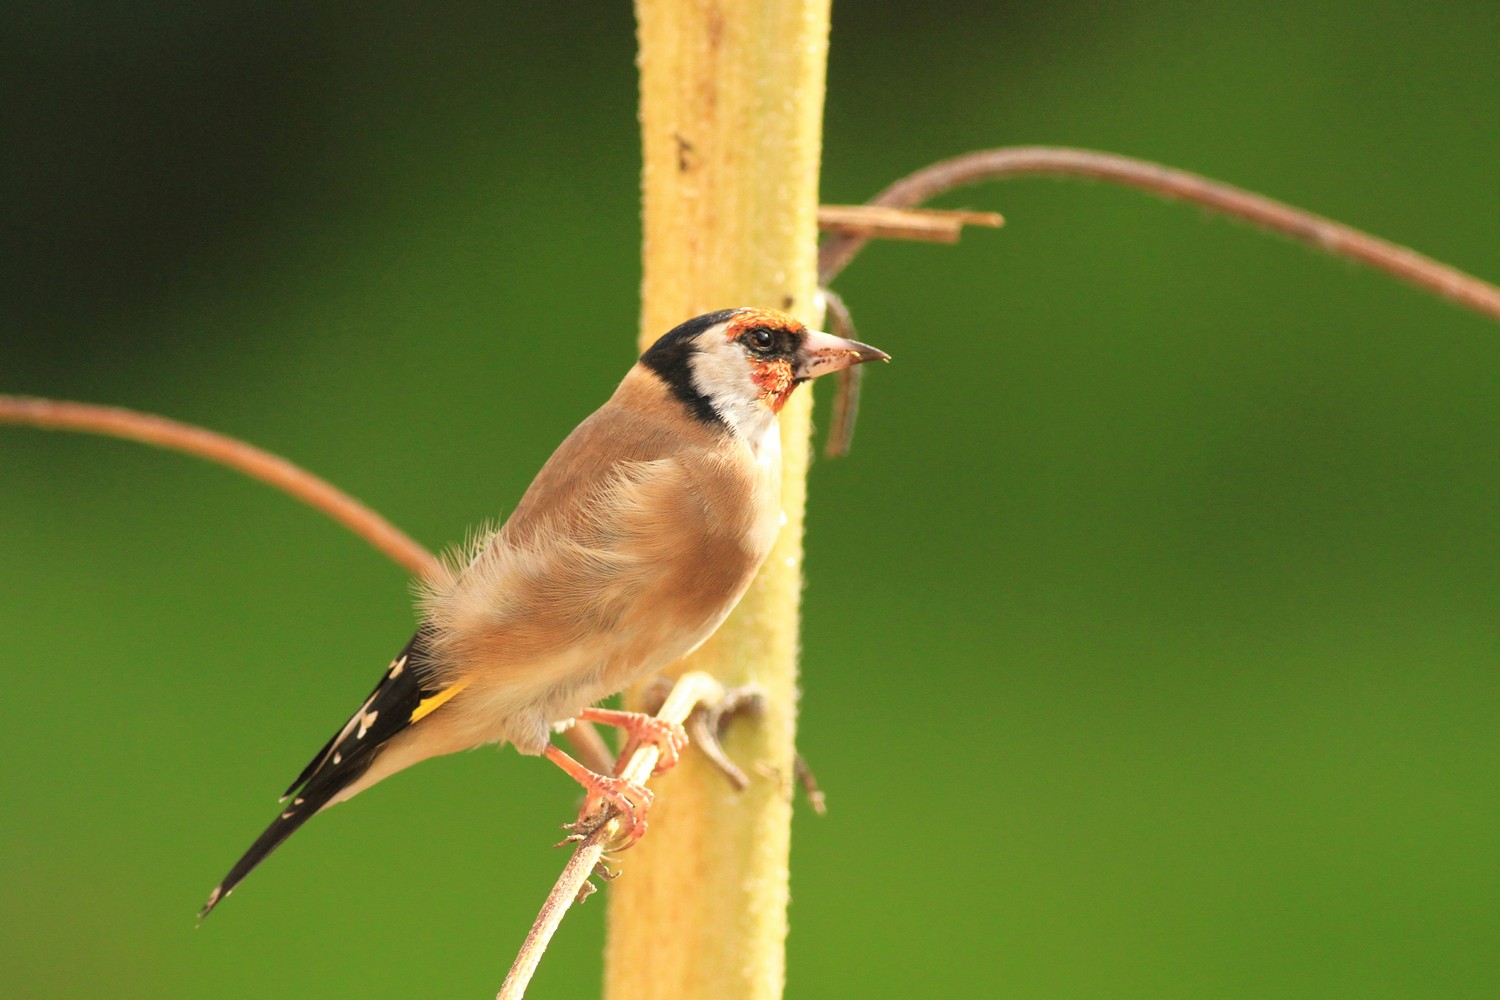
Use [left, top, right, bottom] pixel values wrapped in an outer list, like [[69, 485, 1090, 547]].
[[605, 2, 831, 998]]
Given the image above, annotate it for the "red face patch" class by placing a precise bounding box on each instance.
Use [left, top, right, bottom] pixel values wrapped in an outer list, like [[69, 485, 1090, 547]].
[[751, 357, 797, 412]]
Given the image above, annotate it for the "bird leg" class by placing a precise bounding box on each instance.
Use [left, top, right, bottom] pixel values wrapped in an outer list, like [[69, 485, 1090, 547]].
[[556, 719, 617, 776], [575, 707, 688, 776], [544, 710, 685, 850], [544, 744, 654, 849]]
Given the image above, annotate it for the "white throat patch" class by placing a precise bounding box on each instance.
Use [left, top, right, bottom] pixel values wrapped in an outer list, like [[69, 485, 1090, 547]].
[[688, 345, 780, 452]]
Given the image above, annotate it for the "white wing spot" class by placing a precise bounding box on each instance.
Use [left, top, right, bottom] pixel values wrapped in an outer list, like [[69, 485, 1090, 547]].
[[293, 797, 304, 806], [356, 710, 379, 739], [389, 655, 407, 679], [333, 752, 342, 765]]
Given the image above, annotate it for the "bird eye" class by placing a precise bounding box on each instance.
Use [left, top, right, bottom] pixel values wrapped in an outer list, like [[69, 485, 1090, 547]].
[[743, 328, 775, 352]]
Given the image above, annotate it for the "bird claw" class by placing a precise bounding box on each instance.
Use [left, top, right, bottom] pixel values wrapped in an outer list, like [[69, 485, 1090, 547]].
[[553, 768, 654, 851], [575, 773, 654, 850], [545, 744, 654, 850], [631, 717, 688, 775], [577, 707, 687, 776]]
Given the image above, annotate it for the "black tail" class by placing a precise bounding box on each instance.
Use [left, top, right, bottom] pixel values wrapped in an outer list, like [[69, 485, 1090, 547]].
[[198, 756, 374, 919], [200, 631, 439, 919]]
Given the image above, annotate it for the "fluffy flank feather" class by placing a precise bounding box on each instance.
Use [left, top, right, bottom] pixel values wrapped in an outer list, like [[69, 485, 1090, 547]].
[[416, 463, 687, 679], [416, 518, 503, 598]]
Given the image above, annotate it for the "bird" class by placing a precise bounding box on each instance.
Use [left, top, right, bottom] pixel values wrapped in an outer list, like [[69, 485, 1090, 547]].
[[199, 306, 888, 917]]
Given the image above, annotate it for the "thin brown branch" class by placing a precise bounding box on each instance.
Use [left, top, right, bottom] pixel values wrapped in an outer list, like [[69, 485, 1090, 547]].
[[821, 288, 862, 460], [816, 204, 1002, 244], [2, 389, 720, 994], [498, 671, 728, 1000], [817, 145, 1500, 323], [0, 393, 609, 755], [0, 394, 438, 578]]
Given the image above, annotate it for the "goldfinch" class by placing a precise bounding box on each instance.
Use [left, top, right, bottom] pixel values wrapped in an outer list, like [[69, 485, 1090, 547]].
[[201, 307, 887, 916]]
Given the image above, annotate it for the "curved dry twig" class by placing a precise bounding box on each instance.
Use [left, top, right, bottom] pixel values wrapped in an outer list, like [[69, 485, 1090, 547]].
[[817, 145, 1500, 322], [0, 394, 438, 578]]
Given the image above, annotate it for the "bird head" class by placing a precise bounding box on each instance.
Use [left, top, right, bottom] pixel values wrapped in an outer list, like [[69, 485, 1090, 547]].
[[640, 307, 889, 438]]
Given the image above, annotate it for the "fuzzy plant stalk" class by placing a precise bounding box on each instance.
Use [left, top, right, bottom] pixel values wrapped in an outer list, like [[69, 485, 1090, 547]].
[[605, 1, 832, 998]]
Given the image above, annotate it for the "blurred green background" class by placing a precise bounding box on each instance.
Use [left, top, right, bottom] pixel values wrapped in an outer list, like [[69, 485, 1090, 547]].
[[3, 2, 1498, 997]]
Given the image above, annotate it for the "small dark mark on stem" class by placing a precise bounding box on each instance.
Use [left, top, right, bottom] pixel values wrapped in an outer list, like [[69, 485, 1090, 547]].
[[674, 132, 695, 172]]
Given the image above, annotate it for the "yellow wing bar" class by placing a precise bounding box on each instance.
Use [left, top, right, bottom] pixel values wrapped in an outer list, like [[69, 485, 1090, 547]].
[[410, 680, 469, 724]]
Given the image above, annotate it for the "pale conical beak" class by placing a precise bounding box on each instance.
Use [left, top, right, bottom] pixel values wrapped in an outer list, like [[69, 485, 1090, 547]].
[[795, 329, 891, 380]]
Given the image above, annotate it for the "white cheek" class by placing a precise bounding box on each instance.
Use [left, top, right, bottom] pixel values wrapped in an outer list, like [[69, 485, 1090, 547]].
[[690, 346, 778, 445]]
